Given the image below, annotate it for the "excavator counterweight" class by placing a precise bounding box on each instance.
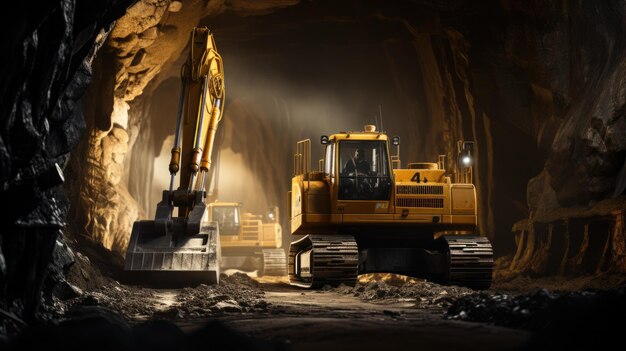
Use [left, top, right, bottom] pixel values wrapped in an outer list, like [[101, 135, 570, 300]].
[[124, 27, 225, 285]]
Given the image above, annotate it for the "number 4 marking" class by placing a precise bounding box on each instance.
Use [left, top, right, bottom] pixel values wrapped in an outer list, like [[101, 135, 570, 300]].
[[410, 172, 421, 182]]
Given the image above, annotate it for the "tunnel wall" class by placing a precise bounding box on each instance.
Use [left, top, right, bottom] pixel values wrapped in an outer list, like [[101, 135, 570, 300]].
[[0, 0, 134, 321], [500, 205, 626, 280]]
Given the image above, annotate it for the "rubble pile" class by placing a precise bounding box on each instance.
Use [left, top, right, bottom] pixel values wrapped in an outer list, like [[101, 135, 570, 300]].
[[54, 272, 269, 321], [445, 285, 626, 331], [337, 275, 475, 308], [173, 273, 269, 319], [65, 284, 162, 320]]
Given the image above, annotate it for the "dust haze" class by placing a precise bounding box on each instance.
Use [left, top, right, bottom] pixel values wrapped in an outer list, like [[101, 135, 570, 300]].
[[148, 16, 427, 225]]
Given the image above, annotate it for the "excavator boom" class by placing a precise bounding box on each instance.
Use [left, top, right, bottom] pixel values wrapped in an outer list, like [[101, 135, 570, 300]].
[[177, 28, 224, 193]]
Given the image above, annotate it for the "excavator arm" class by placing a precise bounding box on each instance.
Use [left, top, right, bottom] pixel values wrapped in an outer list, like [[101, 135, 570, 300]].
[[170, 27, 225, 196], [124, 27, 225, 285]]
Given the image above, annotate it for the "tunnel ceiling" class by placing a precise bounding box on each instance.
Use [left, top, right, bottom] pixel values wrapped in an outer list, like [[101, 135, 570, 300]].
[[62, 0, 626, 256]]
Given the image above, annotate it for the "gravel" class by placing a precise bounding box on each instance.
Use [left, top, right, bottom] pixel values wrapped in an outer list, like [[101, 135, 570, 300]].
[[445, 284, 626, 331], [58, 272, 269, 321], [335, 275, 475, 309]]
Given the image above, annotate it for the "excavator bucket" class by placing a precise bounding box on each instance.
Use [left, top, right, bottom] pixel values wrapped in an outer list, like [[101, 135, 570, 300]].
[[124, 191, 221, 286]]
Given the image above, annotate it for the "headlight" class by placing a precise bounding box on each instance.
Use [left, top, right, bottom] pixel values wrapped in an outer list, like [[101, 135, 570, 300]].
[[462, 155, 472, 166]]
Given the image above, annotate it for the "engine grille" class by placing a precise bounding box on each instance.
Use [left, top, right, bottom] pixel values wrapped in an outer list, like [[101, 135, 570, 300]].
[[396, 198, 444, 208], [241, 220, 260, 240], [396, 185, 444, 195]]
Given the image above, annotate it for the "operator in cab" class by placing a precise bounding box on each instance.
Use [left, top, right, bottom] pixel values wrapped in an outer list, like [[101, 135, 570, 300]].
[[343, 147, 371, 175]]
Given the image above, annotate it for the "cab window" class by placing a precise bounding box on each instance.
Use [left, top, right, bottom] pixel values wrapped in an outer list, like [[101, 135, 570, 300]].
[[212, 206, 240, 235], [338, 140, 391, 200]]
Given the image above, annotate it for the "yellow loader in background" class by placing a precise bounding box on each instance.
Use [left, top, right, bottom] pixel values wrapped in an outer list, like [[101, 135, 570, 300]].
[[209, 202, 286, 276]]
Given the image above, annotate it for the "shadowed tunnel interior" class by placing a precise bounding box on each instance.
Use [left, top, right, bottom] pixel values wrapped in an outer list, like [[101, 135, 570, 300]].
[[1, 0, 625, 349], [109, 0, 625, 258]]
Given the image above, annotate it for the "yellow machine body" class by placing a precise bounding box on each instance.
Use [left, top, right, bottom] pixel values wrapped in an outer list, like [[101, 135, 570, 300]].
[[290, 132, 477, 234], [209, 202, 282, 249], [209, 202, 286, 276], [287, 126, 492, 289]]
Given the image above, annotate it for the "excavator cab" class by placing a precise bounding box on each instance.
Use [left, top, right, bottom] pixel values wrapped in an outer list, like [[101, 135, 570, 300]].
[[210, 203, 241, 236], [211, 201, 287, 276]]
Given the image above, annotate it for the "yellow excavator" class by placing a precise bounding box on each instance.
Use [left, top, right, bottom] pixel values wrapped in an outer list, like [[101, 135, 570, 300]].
[[288, 125, 493, 289], [208, 202, 286, 276], [124, 27, 224, 284], [203, 136, 286, 276]]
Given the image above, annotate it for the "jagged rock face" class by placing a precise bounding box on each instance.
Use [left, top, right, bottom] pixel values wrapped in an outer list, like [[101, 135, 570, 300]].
[[0, 0, 134, 321], [464, 1, 626, 219], [74, 124, 138, 253]]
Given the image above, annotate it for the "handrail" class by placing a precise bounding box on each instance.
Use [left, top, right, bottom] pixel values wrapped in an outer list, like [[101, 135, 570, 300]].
[[294, 139, 311, 176]]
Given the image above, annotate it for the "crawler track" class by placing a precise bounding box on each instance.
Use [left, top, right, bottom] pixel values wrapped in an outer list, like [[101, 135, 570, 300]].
[[261, 249, 288, 276], [289, 235, 359, 288], [443, 236, 493, 290]]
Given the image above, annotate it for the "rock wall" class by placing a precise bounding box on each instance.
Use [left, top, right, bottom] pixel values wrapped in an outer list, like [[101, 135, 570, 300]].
[[498, 199, 626, 280], [0, 0, 134, 322], [461, 1, 626, 256], [462, 1, 626, 219]]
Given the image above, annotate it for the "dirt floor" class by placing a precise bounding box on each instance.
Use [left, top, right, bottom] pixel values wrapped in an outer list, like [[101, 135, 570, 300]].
[[204, 276, 531, 351], [41, 234, 626, 351], [54, 273, 529, 351]]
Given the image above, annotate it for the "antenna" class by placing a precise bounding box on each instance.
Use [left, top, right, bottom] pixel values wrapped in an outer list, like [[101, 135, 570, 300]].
[[374, 113, 379, 131], [378, 105, 384, 132]]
